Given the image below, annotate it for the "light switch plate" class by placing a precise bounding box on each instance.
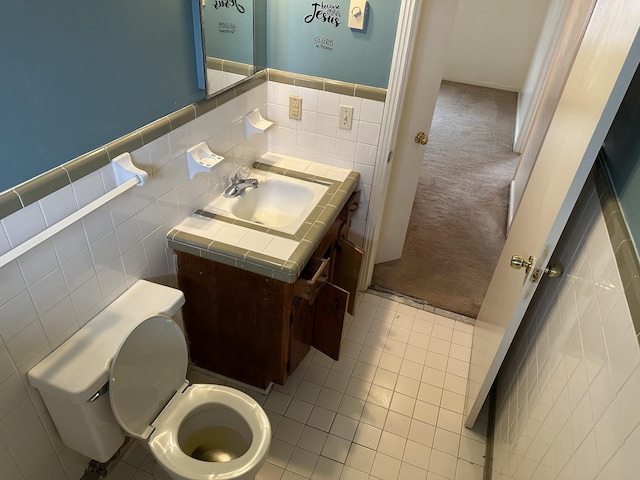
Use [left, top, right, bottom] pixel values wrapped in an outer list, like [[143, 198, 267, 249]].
[[348, 0, 368, 31], [289, 96, 302, 120], [339, 105, 354, 130]]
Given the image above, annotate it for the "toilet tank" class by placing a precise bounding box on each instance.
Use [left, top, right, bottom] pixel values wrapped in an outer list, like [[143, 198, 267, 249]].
[[28, 280, 185, 462]]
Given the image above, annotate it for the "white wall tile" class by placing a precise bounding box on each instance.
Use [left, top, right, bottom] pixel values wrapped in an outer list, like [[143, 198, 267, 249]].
[[52, 222, 87, 265], [72, 170, 106, 208], [0, 344, 16, 385], [1, 203, 47, 249], [357, 122, 382, 146], [29, 269, 68, 316], [493, 179, 640, 479], [0, 225, 11, 256], [17, 241, 58, 287], [90, 231, 120, 271], [70, 276, 103, 323], [361, 99, 384, 124], [108, 188, 136, 227], [337, 120, 360, 143], [39, 185, 78, 227], [0, 290, 38, 343], [82, 204, 114, 245], [5, 320, 49, 371]]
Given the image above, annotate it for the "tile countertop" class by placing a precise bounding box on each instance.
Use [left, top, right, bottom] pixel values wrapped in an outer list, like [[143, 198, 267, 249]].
[[167, 153, 361, 283]]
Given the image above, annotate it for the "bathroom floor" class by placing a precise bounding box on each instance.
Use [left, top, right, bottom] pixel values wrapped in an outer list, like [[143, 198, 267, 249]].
[[105, 292, 488, 480]]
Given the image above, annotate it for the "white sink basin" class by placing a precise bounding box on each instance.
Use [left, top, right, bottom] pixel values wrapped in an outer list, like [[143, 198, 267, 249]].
[[206, 170, 328, 234]]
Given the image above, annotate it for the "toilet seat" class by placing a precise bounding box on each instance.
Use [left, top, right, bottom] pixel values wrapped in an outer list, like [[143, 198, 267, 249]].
[[110, 315, 189, 440], [109, 315, 270, 480], [148, 384, 271, 480]]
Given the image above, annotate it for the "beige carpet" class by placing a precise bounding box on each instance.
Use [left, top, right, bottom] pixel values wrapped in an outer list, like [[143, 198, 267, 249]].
[[372, 81, 520, 318]]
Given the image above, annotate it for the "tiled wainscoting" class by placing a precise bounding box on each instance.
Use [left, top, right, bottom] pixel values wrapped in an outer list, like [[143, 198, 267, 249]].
[[106, 293, 488, 480], [492, 169, 640, 479], [0, 72, 385, 480]]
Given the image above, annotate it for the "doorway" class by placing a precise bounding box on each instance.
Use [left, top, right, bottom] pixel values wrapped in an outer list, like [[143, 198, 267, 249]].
[[367, 0, 583, 319], [371, 81, 520, 318]]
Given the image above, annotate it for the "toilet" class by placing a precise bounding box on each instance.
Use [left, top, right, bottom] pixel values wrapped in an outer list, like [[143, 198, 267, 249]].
[[28, 280, 271, 480]]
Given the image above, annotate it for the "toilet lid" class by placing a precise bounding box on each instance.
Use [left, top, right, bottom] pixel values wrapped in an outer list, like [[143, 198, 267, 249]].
[[109, 315, 188, 440]]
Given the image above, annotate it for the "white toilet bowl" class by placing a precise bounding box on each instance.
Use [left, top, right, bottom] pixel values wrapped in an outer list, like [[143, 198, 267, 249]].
[[148, 385, 269, 480], [28, 280, 271, 480]]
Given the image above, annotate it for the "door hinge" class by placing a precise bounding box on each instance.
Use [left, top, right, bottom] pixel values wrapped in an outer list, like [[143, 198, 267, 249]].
[[387, 150, 393, 163]]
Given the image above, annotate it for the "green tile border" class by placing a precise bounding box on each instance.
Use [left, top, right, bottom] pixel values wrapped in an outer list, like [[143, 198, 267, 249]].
[[206, 57, 255, 77], [267, 69, 387, 102], [15, 168, 71, 207], [63, 148, 110, 182], [594, 152, 640, 338], [0, 190, 23, 218], [0, 67, 374, 222]]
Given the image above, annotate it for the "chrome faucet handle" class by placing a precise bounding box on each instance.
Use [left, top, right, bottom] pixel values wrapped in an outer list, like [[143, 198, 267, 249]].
[[235, 165, 251, 180]]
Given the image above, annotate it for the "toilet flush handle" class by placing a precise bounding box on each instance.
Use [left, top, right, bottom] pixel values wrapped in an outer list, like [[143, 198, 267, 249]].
[[88, 384, 109, 402]]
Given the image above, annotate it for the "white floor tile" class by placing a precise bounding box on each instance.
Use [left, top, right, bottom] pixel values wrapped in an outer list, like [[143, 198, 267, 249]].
[[265, 390, 293, 415], [340, 465, 369, 479], [360, 402, 388, 429], [399, 461, 428, 480], [437, 409, 463, 435], [344, 377, 371, 401], [330, 414, 359, 441], [345, 443, 376, 474], [390, 392, 416, 417], [312, 456, 344, 479], [268, 438, 295, 467], [384, 411, 411, 437], [337, 395, 365, 420], [275, 417, 306, 444], [321, 434, 352, 463], [295, 380, 322, 403], [317, 387, 344, 411], [403, 440, 431, 470], [433, 428, 460, 456], [286, 398, 314, 423], [353, 422, 382, 449], [378, 431, 407, 459], [371, 452, 402, 480], [298, 426, 328, 454], [287, 447, 320, 477], [307, 406, 336, 432]]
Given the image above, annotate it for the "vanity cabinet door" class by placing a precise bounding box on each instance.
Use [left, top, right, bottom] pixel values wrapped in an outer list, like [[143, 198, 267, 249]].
[[332, 238, 364, 315], [289, 298, 313, 375], [312, 283, 348, 360], [176, 252, 289, 389]]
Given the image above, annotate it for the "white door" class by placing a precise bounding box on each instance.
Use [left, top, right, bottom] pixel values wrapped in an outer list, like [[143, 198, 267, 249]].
[[465, 0, 640, 426], [511, 0, 597, 218], [375, 0, 459, 263]]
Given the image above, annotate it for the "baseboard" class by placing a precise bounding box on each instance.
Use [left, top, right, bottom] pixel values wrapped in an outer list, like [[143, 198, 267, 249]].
[[483, 385, 497, 480], [507, 180, 515, 233]]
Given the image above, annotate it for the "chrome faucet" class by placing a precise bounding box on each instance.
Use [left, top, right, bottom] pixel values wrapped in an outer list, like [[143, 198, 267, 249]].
[[223, 172, 259, 198]]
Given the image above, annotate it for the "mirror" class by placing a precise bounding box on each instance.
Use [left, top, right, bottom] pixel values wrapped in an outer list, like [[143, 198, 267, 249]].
[[203, 0, 264, 97]]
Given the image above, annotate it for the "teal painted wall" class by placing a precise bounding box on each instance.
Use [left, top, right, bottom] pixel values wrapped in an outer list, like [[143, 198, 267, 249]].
[[267, 0, 401, 88], [203, 0, 254, 64], [0, 1, 204, 192], [603, 65, 640, 247]]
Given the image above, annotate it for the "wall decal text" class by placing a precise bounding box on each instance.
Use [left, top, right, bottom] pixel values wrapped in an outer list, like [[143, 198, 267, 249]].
[[212, 0, 246, 14], [305, 2, 341, 27]]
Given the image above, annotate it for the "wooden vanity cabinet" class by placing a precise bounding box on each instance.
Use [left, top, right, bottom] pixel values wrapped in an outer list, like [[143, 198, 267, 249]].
[[176, 190, 364, 389]]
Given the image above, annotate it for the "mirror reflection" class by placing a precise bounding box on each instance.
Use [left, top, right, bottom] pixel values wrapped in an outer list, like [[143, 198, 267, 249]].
[[202, 0, 256, 96]]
